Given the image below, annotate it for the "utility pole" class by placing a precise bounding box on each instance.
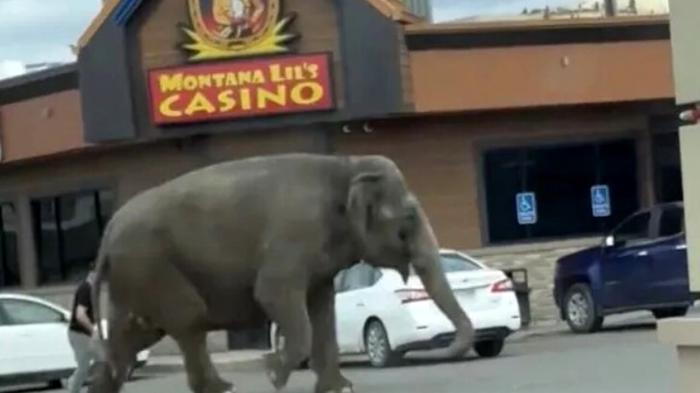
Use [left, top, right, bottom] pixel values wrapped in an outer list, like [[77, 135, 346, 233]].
[[605, 0, 618, 16]]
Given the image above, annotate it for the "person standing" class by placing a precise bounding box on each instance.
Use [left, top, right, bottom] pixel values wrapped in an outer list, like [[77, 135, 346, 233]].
[[67, 262, 98, 393]]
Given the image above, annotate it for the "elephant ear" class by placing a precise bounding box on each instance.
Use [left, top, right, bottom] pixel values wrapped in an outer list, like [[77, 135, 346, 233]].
[[347, 172, 384, 237]]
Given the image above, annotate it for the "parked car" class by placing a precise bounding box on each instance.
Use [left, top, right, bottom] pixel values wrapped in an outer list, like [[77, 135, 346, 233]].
[[553, 202, 699, 333], [0, 293, 150, 388], [270, 249, 522, 367]]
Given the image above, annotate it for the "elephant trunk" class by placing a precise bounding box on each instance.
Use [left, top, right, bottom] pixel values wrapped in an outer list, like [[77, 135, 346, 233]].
[[411, 211, 474, 359]]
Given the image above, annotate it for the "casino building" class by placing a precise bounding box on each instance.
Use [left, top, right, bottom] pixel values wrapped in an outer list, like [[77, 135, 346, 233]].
[[0, 0, 682, 350]]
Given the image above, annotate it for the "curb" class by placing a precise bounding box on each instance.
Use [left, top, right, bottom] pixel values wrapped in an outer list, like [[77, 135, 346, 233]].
[[508, 324, 567, 342], [141, 324, 569, 376]]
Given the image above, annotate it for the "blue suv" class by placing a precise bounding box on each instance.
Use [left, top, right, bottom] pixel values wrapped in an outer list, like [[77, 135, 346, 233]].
[[553, 202, 698, 333]]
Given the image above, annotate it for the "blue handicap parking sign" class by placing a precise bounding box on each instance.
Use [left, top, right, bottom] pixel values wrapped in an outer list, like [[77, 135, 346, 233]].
[[516, 192, 537, 225], [591, 185, 611, 217]]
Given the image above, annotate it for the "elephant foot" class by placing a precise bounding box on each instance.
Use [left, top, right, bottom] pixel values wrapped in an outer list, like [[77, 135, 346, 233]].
[[264, 353, 291, 390], [210, 380, 236, 393], [208, 375, 236, 393], [314, 375, 354, 393]]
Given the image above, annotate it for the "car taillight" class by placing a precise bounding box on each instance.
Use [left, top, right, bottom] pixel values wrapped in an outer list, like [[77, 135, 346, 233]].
[[680, 105, 700, 124], [491, 278, 514, 293], [395, 289, 430, 303]]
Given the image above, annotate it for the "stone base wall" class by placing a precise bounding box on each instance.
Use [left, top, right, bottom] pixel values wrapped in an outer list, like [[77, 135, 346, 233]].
[[468, 237, 602, 326]]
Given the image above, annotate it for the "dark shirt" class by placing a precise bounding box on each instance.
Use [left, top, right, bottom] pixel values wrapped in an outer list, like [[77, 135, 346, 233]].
[[69, 280, 94, 336]]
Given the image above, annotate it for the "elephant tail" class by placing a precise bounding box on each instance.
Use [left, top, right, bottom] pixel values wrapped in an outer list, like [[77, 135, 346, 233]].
[[91, 240, 111, 343]]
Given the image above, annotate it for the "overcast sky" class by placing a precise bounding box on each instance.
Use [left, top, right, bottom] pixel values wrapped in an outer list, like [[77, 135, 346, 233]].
[[0, 0, 569, 65], [432, 0, 576, 21], [0, 0, 101, 65], [0, 0, 668, 67]]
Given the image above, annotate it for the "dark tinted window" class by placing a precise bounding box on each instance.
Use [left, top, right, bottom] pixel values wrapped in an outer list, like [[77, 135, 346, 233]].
[[32, 189, 115, 284], [614, 212, 651, 245], [98, 189, 116, 228], [484, 139, 639, 243], [659, 207, 684, 237], [32, 196, 62, 284], [60, 192, 102, 282], [0, 204, 19, 288]]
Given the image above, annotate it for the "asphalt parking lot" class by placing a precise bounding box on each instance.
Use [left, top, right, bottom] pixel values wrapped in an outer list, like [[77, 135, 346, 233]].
[[5, 311, 683, 393]]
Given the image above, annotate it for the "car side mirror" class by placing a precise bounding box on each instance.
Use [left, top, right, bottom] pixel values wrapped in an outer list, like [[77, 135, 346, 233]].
[[604, 235, 616, 248]]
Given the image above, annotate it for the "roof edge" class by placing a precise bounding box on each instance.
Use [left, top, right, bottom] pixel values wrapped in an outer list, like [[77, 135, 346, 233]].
[[364, 0, 423, 23], [0, 63, 78, 106], [76, 0, 120, 51], [76, 0, 422, 53], [406, 14, 669, 35]]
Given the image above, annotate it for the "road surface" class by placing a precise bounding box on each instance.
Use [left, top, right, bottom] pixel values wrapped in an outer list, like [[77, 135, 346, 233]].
[[9, 315, 682, 393]]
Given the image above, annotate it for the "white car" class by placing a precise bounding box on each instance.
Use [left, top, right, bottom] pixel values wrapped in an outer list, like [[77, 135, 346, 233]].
[[0, 293, 150, 388], [270, 249, 522, 367]]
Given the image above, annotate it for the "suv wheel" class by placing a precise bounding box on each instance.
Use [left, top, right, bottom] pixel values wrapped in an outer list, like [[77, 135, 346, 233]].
[[48, 379, 63, 389], [653, 307, 688, 319], [474, 339, 505, 358], [564, 284, 603, 333], [365, 320, 402, 368]]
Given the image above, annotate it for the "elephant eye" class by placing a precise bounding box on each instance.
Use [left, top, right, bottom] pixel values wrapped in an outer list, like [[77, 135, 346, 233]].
[[398, 229, 408, 242]]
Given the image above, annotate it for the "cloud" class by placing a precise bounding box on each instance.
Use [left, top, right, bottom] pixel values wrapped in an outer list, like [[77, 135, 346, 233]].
[[0, 0, 101, 64], [432, 0, 599, 21], [431, 0, 670, 22]]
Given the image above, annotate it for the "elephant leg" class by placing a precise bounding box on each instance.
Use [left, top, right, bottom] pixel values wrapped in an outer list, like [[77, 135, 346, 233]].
[[255, 276, 311, 390], [88, 311, 163, 393], [309, 282, 353, 393], [175, 332, 234, 393]]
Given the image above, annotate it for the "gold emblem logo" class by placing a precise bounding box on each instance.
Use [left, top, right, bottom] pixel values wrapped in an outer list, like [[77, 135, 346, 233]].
[[181, 0, 296, 61]]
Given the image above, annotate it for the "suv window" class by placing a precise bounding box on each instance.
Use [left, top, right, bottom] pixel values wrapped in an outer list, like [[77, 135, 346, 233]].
[[1, 299, 64, 325], [613, 211, 652, 246], [659, 207, 684, 238]]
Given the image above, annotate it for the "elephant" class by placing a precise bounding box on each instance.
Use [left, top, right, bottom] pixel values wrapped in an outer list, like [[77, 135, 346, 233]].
[[87, 153, 474, 393]]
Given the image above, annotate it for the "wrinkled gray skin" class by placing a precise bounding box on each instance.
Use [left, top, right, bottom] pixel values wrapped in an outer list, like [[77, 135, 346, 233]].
[[87, 153, 474, 393]]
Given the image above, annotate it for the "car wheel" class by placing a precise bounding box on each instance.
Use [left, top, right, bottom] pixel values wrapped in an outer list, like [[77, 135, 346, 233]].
[[364, 320, 402, 368], [273, 325, 309, 369], [126, 364, 136, 380], [48, 379, 63, 389], [564, 284, 603, 334], [474, 339, 505, 358], [653, 307, 688, 319]]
